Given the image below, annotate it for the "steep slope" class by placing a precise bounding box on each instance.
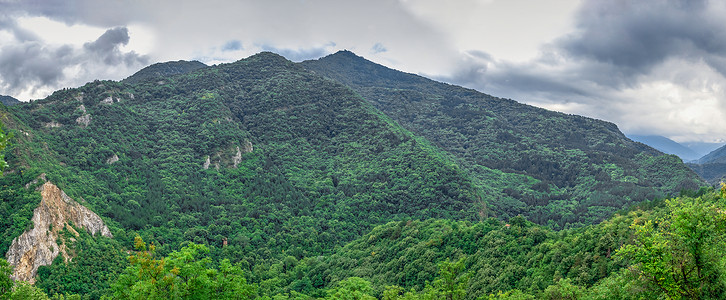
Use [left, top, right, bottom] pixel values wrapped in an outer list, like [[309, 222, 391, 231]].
[[303, 50, 704, 228], [6, 180, 112, 283], [5, 52, 484, 266], [122, 60, 207, 84], [628, 135, 699, 161]]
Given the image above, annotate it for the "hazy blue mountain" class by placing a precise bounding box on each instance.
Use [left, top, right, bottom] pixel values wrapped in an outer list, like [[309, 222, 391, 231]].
[[685, 141, 726, 183], [0, 95, 20, 106], [628, 135, 699, 161], [122, 60, 207, 84], [684, 141, 726, 159], [696, 144, 726, 165]]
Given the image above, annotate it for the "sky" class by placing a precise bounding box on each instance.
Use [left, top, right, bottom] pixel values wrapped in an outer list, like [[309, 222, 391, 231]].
[[1, 0, 725, 143]]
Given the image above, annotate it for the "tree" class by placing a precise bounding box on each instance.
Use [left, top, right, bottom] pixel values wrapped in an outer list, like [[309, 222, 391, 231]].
[[616, 190, 726, 299], [0, 259, 12, 299], [433, 258, 469, 300], [110, 235, 256, 299], [326, 277, 376, 300]]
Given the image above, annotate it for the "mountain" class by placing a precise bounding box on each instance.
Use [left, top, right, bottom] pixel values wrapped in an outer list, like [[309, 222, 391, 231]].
[[688, 144, 726, 183], [121, 60, 207, 84], [696, 144, 726, 164], [0, 95, 20, 106], [3, 52, 490, 287], [627, 135, 699, 161], [683, 141, 725, 158], [303, 50, 704, 228], [0, 51, 713, 298]]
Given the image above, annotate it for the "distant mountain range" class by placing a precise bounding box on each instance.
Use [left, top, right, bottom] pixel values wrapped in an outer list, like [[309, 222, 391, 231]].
[[628, 135, 701, 161], [626, 134, 726, 183], [687, 143, 726, 184]]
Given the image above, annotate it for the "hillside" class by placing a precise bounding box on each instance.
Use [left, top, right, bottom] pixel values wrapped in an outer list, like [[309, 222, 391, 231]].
[[628, 135, 699, 161], [303, 51, 705, 228], [0, 51, 715, 298], [1, 52, 496, 294]]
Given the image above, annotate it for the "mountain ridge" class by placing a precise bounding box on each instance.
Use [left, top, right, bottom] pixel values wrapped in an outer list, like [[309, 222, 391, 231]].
[[303, 50, 704, 227], [628, 134, 700, 161]]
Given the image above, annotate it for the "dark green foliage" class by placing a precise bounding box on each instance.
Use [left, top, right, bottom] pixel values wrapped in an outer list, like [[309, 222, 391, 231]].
[[0, 51, 716, 299], [302, 51, 705, 228], [0, 258, 12, 298], [688, 162, 726, 184], [2, 52, 486, 297], [0, 168, 42, 255], [35, 228, 128, 299]]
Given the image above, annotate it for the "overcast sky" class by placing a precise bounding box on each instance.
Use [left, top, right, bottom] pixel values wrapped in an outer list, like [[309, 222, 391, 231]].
[[1, 0, 725, 143]]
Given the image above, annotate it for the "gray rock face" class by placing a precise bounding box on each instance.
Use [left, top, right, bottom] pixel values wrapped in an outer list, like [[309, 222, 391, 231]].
[[5, 181, 112, 283]]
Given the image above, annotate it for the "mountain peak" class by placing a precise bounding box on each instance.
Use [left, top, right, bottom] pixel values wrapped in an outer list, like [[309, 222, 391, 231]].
[[246, 51, 291, 63], [123, 60, 207, 84]]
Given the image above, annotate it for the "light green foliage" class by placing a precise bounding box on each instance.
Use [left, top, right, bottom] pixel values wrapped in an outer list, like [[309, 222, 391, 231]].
[[433, 259, 469, 300], [485, 289, 535, 300], [542, 278, 584, 300], [616, 190, 726, 299], [8, 282, 49, 300], [111, 236, 256, 300], [0, 259, 12, 299], [326, 277, 376, 300]]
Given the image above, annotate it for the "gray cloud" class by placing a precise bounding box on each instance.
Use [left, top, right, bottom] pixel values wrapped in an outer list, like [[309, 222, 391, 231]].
[[559, 0, 726, 81], [83, 27, 146, 66], [371, 43, 387, 54], [221, 40, 243, 52], [0, 26, 148, 99], [436, 0, 726, 141]]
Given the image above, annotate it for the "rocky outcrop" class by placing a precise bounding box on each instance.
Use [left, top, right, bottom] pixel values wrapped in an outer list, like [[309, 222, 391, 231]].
[[5, 181, 112, 283], [106, 154, 119, 164], [243, 140, 253, 153], [232, 146, 243, 168], [203, 156, 211, 170], [75, 104, 91, 127]]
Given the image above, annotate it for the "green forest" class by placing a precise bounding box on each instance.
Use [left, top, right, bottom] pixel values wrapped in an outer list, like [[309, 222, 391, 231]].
[[0, 51, 721, 299]]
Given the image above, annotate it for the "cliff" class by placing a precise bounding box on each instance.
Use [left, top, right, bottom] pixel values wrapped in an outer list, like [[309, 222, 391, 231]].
[[5, 181, 112, 283]]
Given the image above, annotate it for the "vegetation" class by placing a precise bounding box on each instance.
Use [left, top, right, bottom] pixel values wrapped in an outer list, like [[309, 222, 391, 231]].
[[303, 51, 704, 229], [0, 51, 717, 299]]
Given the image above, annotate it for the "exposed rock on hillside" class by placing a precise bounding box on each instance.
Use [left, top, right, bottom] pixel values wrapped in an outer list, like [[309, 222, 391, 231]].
[[5, 181, 112, 283]]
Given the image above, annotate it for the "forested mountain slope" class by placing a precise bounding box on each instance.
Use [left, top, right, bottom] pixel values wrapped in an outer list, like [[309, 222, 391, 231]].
[[3, 52, 487, 282], [303, 50, 704, 228], [0, 51, 716, 299]]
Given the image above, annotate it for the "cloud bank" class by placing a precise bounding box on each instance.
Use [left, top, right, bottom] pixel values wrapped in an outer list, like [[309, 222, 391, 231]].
[[440, 0, 726, 142]]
